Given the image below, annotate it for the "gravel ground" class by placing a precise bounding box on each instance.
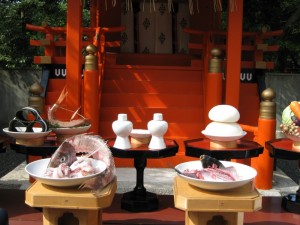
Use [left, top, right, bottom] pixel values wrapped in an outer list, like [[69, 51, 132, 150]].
[[0, 145, 25, 178], [277, 159, 299, 184]]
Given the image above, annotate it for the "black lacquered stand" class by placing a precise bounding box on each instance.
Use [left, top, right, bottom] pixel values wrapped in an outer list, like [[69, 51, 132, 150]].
[[0, 141, 5, 154], [184, 138, 263, 160], [266, 138, 300, 214], [9, 138, 58, 161], [107, 139, 178, 212]]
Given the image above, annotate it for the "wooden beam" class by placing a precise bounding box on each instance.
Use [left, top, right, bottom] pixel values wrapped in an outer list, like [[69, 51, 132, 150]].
[[66, 0, 82, 110], [33, 56, 52, 64], [30, 39, 51, 46]]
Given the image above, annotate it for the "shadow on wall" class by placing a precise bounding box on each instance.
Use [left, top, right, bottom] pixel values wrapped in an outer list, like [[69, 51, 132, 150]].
[[0, 69, 41, 130]]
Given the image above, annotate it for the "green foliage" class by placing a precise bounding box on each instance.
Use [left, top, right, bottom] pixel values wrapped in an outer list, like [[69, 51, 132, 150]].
[[0, 0, 68, 68], [243, 0, 300, 72], [219, 0, 300, 72], [0, 0, 90, 69], [0, 0, 299, 72]]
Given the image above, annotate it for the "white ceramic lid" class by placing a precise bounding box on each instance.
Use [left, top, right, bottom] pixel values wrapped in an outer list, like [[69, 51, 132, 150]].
[[153, 113, 163, 121], [208, 105, 240, 122], [118, 114, 127, 121]]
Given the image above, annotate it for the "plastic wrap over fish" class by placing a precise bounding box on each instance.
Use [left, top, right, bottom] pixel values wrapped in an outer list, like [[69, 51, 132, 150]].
[[48, 134, 116, 195]]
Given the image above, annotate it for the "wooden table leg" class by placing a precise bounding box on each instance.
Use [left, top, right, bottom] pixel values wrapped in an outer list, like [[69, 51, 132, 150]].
[[186, 211, 244, 225], [43, 208, 102, 225]]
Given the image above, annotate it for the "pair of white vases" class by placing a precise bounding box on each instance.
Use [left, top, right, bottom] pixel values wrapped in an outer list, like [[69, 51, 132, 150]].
[[112, 113, 168, 150]]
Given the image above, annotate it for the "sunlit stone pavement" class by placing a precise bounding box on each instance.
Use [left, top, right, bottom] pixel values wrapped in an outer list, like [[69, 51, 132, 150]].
[[0, 161, 298, 197]]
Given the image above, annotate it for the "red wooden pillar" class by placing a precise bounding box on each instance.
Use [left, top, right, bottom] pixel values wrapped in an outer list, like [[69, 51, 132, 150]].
[[225, 0, 245, 164], [251, 88, 276, 189], [83, 44, 99, 134], [225, 0, 243, 107], [66, 0, 82, 110]]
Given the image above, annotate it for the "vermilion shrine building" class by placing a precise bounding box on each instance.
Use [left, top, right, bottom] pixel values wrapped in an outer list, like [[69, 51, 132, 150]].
[[26, 0, 282, 188]]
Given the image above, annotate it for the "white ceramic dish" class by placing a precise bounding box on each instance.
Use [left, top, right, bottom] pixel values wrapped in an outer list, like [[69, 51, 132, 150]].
[[283, 133, 300, 143], [175, 160, 257, 191], [203, 122, 244, 137], [3, 127, 51, 139], [130, 129, 151, 138], [201, 130, 247, 142], [25, 157, 107, 187], [51, 124, 91, 135]]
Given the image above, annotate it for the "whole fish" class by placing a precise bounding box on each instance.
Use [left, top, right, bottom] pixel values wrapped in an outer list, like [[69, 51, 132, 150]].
[[199, 155, 225, 169], [48, 87, 90, 128], [48, 134, 116, 195], [48, 142, 77, 168]]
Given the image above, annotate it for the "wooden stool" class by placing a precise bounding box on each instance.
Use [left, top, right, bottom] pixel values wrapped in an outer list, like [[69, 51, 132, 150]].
[[173, 176, 262, 225], [25, 178, 117, 225]]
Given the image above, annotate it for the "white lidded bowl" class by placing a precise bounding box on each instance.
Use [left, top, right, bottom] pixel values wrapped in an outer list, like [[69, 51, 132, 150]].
[[25, 157, 107, 187], [175, 160, 257, 191], [202, 121, 244, 138], [130, 129, 151, 138], [201, 131, 247, 142], [209, 105, 240, 122]]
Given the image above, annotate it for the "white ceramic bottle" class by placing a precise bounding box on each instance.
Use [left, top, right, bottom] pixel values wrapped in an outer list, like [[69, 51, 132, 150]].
[[112, 114, 133, 149], [147, 113, 168, 149]]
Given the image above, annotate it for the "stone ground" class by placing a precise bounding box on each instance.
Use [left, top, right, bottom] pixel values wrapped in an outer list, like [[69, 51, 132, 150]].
[[0, 146, 299, 196]]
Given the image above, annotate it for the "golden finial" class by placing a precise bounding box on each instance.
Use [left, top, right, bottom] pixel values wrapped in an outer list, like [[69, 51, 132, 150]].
[[85, 44, 98, 71], [260, 88, 276, 119], [28, 82, 44, 113], [209, 48, 222, 73]]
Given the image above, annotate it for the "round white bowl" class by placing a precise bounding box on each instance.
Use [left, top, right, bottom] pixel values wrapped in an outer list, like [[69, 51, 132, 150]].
[[283, 132, 300, 144], [25, 157, 107, 187], [175, 160, 257, 191], [51, 124, 91, 135], [201, 130, 247, 142], [203, 122, 244, 136], [130, 129, 151, 138], [3, 127, 51, 139]]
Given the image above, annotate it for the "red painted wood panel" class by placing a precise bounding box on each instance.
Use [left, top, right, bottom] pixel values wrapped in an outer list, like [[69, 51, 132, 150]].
[[100, 107, 204, 123], [104, 67, 202, 82], [102, 80, 202, 94], [101, 93, 203, 108]]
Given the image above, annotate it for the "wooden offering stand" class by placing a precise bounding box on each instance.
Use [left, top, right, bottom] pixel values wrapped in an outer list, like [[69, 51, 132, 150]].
[[25, 178, 117, 225], [130, 136, 151, 148], [210, 140, 237, 149], [0, 139, 7, 153], [174, 176, 262, 225], [107, 138, 178, 212], [15, 137, 45, 146], [291, 141, 300, 151]]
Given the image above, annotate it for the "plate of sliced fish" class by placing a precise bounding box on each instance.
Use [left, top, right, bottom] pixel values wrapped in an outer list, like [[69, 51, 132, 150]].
[[25, 157, 107, 187], [175, 155, 257, 191]]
